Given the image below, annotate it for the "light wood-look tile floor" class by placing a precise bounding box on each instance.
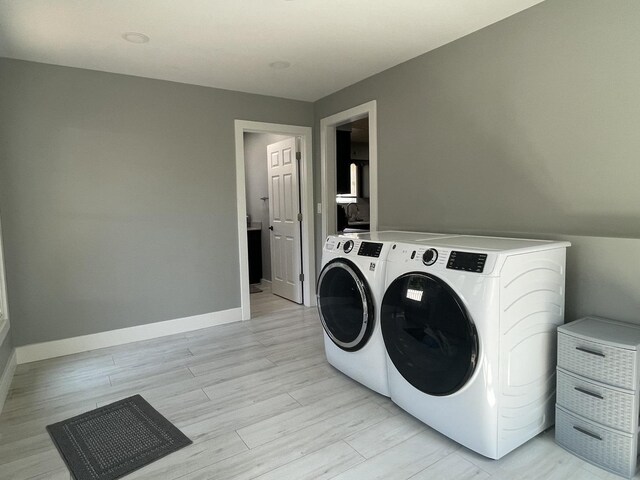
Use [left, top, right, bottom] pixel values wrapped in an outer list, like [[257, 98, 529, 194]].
[[0, 285, 631, 479]]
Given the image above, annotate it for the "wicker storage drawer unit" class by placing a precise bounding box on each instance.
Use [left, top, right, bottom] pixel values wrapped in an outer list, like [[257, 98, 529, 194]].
[[556, 407, 638, 478], [556, 317, 640, 478]]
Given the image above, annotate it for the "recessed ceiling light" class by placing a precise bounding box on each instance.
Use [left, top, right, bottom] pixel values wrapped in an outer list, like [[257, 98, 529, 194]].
[[122, 32, 150, 44], [269, 61, 291, 70]]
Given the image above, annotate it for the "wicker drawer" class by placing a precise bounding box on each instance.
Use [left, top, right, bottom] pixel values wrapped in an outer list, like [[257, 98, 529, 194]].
[[558, 332, 637, 390], [557, 369, 638, 433], [556, 406, 638, 478]]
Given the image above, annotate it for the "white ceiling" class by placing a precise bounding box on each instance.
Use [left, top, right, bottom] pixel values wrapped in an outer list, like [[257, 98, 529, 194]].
[[0, 0, 545, 101]]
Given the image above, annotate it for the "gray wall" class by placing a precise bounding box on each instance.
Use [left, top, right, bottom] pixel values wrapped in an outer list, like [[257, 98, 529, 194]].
[[314, 0, 640, 324], [243, 132, 290, 282], [558, 235, 640, 324], [0, 58, 313, 346]]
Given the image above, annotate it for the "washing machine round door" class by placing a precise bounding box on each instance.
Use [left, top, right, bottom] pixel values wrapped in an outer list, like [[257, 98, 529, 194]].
[[381, 272, 478, 396], [317, 259, 374, 352]]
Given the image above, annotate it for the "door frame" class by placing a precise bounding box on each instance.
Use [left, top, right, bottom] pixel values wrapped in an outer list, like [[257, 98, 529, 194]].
[[0, 214, 9, 346], [320, 100, 378, 241], [234, 120, 315, 320]]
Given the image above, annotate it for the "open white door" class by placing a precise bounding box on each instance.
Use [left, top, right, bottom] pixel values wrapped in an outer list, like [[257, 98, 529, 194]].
[[267, 137, 303, 304]]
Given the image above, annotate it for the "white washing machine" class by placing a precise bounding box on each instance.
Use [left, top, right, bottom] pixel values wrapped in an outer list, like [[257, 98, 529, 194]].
[[381, 235, 570, 458], [317, 231, 456, 396]]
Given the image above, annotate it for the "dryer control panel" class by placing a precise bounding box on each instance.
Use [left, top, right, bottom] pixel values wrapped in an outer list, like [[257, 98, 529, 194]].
[[324, 236, 385, 259]]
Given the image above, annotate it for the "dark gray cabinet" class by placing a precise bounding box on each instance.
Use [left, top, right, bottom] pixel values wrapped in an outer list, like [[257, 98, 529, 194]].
[[248, 228, 262, 284], [336, 130, 351, 195]]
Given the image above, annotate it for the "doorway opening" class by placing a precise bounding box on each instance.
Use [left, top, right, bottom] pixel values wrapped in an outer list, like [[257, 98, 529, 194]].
[[336, 117, 370, 234], [234, 121, 315, 321], [321, 101, 378, 240]]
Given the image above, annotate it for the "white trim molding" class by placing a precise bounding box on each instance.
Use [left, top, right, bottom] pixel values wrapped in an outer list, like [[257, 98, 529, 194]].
[[234, 120, 316, 320], [0, 213, 10, 338], [320, 100, 378, 242], [15, 308, 241, 364], [0, 320, 9, 350], [0, 349, 16, 415]]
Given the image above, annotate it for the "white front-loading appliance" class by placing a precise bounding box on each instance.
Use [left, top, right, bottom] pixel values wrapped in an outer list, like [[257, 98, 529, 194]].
[[316, 231, 456, 396], [380, 235, 570, 458]]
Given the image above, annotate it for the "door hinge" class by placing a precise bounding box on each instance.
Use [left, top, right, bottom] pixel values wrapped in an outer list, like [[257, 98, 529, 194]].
[[297, 212, 303, 222], [296, 151, 301, 161], [299, 273, 304, 282]]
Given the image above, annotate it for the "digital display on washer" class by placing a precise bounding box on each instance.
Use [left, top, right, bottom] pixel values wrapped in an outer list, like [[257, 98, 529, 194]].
[[357, 241, 383, 258], [447, 251, 487, 273]]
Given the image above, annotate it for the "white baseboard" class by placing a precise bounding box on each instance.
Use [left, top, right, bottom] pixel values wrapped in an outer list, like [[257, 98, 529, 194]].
[[0, 349, 17, 415], [15, 308, 242, 365], [260, 278, 272, 285]]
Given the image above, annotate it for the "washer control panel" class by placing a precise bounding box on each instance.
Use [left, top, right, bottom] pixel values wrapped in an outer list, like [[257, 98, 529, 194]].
[[392, 244, 450, 269], [388, 243, 495, 274], [447, 251, 488, 273], [343, 240, 354, 253], [358, 241, 383, 258]]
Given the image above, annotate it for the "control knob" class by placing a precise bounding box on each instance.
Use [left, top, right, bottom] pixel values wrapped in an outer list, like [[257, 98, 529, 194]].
[[343, 240, 354, 253], [422, 248, 438, 266]]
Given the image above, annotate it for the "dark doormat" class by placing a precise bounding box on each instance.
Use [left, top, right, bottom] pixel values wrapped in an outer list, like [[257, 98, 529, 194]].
[[46, 394, 192, 480], [250, 284, 263, 294]]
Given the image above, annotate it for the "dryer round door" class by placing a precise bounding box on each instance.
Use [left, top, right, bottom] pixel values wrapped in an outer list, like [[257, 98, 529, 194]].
[[317, 259, 374, 352], [381, 272, 478, 396]]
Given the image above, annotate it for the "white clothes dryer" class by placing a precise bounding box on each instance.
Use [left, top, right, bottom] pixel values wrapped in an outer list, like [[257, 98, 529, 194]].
[[380, 235, 570, 458], [317, 231, 455, 396]]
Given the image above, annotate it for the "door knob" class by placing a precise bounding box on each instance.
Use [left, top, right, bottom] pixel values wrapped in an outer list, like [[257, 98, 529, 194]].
[[269, 226, 274, 231]]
